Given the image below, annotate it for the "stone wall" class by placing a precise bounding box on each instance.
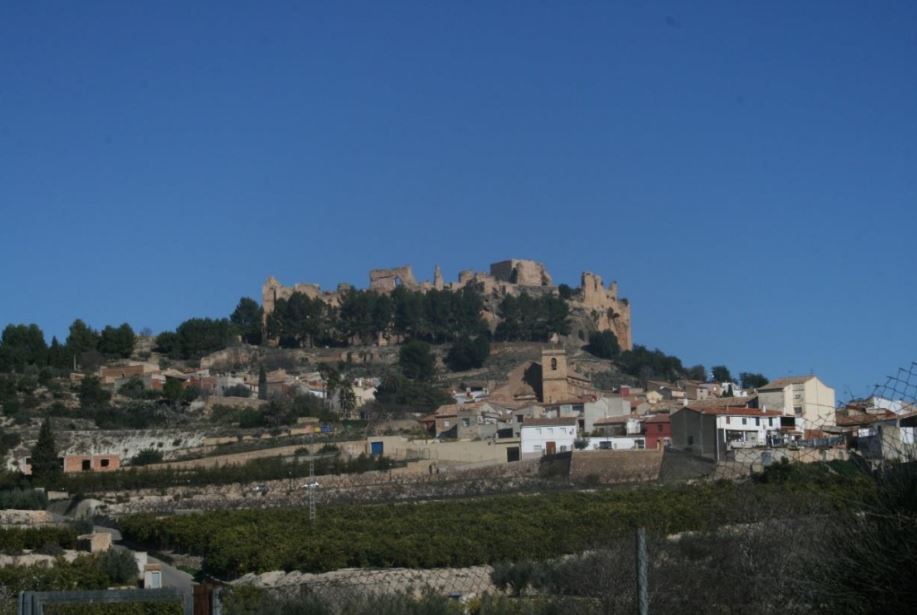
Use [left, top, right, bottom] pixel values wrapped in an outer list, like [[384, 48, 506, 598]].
[[369, 266, 418, 292], [489, 259, 553, 286], [0, 510, 59, 528], [569, 449, 664, 484]]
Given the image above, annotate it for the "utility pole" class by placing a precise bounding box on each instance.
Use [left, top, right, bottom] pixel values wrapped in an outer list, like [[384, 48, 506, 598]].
[[307, 430, 316, 524], [635, 527, 648, 615]]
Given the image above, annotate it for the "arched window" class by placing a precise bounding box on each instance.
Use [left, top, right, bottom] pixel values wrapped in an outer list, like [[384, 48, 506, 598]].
[[551, 358, 558, 371]]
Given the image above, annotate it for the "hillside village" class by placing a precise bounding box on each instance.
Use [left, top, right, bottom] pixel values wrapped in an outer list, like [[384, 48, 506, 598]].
[[1, 259, 915, 613]]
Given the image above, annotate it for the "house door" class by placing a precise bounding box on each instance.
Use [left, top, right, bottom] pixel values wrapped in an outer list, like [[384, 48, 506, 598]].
[[545, 441, 556, 456]]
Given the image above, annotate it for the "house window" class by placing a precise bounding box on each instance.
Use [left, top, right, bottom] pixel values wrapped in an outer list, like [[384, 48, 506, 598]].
[[794, 407, 803, 417], [551, 358, 557, 371], [742, 418, 747, 425], [443, 420, 450, 428], [81, 459, 91, 472], [755, 418, 760, 426], [100, 458, 110, 468], [462, 419, 470, 428], [769, 418, 774, 427], [657, 424, 663, 432]]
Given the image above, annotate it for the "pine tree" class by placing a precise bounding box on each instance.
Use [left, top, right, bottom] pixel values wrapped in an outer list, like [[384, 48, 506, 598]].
[[258, 365, 268, 401], [30, 418, 60, 482]]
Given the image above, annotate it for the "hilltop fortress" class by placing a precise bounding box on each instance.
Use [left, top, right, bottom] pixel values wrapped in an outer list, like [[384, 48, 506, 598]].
[[262, 259, 632, 350]]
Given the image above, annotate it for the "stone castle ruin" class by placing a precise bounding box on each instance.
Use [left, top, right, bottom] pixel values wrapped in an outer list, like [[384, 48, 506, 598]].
[[262, 259, 632, 350]]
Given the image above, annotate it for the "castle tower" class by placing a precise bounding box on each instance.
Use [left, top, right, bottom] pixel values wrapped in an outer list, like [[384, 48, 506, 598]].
[[433, 265, 444, 290], [541, 347, 569, 404]]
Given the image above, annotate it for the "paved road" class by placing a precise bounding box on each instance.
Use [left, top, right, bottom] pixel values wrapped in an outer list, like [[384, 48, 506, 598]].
[[146, 554, 194, 590]]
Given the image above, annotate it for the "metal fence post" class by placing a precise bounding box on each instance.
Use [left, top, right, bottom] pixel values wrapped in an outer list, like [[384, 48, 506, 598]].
[[636, 527, 648, 615]]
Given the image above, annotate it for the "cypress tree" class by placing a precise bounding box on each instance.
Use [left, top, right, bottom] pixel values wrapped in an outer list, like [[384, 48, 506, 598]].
[[258, 365, 268, 401], [30, 418, 60, 482]]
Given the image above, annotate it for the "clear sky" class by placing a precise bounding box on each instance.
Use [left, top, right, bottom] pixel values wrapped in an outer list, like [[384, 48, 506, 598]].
[[2, 1, 916, 399]]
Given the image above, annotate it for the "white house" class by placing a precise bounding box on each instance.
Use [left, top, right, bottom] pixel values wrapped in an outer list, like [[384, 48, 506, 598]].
[[520, 417, 578, 459], [585, 436, 646, 451], [671, 405, 783, 460]]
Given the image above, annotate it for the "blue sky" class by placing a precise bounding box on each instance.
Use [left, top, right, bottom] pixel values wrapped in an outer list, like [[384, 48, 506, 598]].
[[2, 1, 916, 399]]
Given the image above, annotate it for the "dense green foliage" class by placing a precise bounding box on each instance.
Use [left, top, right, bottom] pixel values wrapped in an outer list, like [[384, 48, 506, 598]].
[[30, 418, 60, 483], [740, 371, 769, 389], [52, 453, 397, 493], [445, 335, 490, 371], [223, 384, 251, 398], [711, 365, 733, 383], [230, 297, 263, 346], [0, 324, 48, 372], [616, 345, 687, 383], [0, 552, 136, 594], [154, 318, 237, 360], [0, 485, 47, 510], [266, 287, 489, 348], [0, 319, 137, 373], [78, 376, 112, 409], [398, 340, 435, 381], [97, 324, 136, 359], [373, 374, 452, 410], [120, 474, 865, 579], [117, 377, 150, 400], [683, 364, 706, 381], [0, 526, 77, 552], [96, 548, 139, 584], [494, 293, 570, 342], [585, 331, 619, 359], [129, 448, 164, 466]]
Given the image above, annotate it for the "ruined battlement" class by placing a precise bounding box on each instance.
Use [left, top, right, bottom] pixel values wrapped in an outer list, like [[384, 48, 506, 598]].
[[262, 260, 632, 349]]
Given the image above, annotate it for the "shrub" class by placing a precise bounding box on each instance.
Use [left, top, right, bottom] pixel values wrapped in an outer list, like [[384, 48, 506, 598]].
[[98, 548, 139, 584], [585, 331, 620, 360], [130, 449, 164, 466], [223, 385, 251, 398], [445, 336, 490, 372]]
